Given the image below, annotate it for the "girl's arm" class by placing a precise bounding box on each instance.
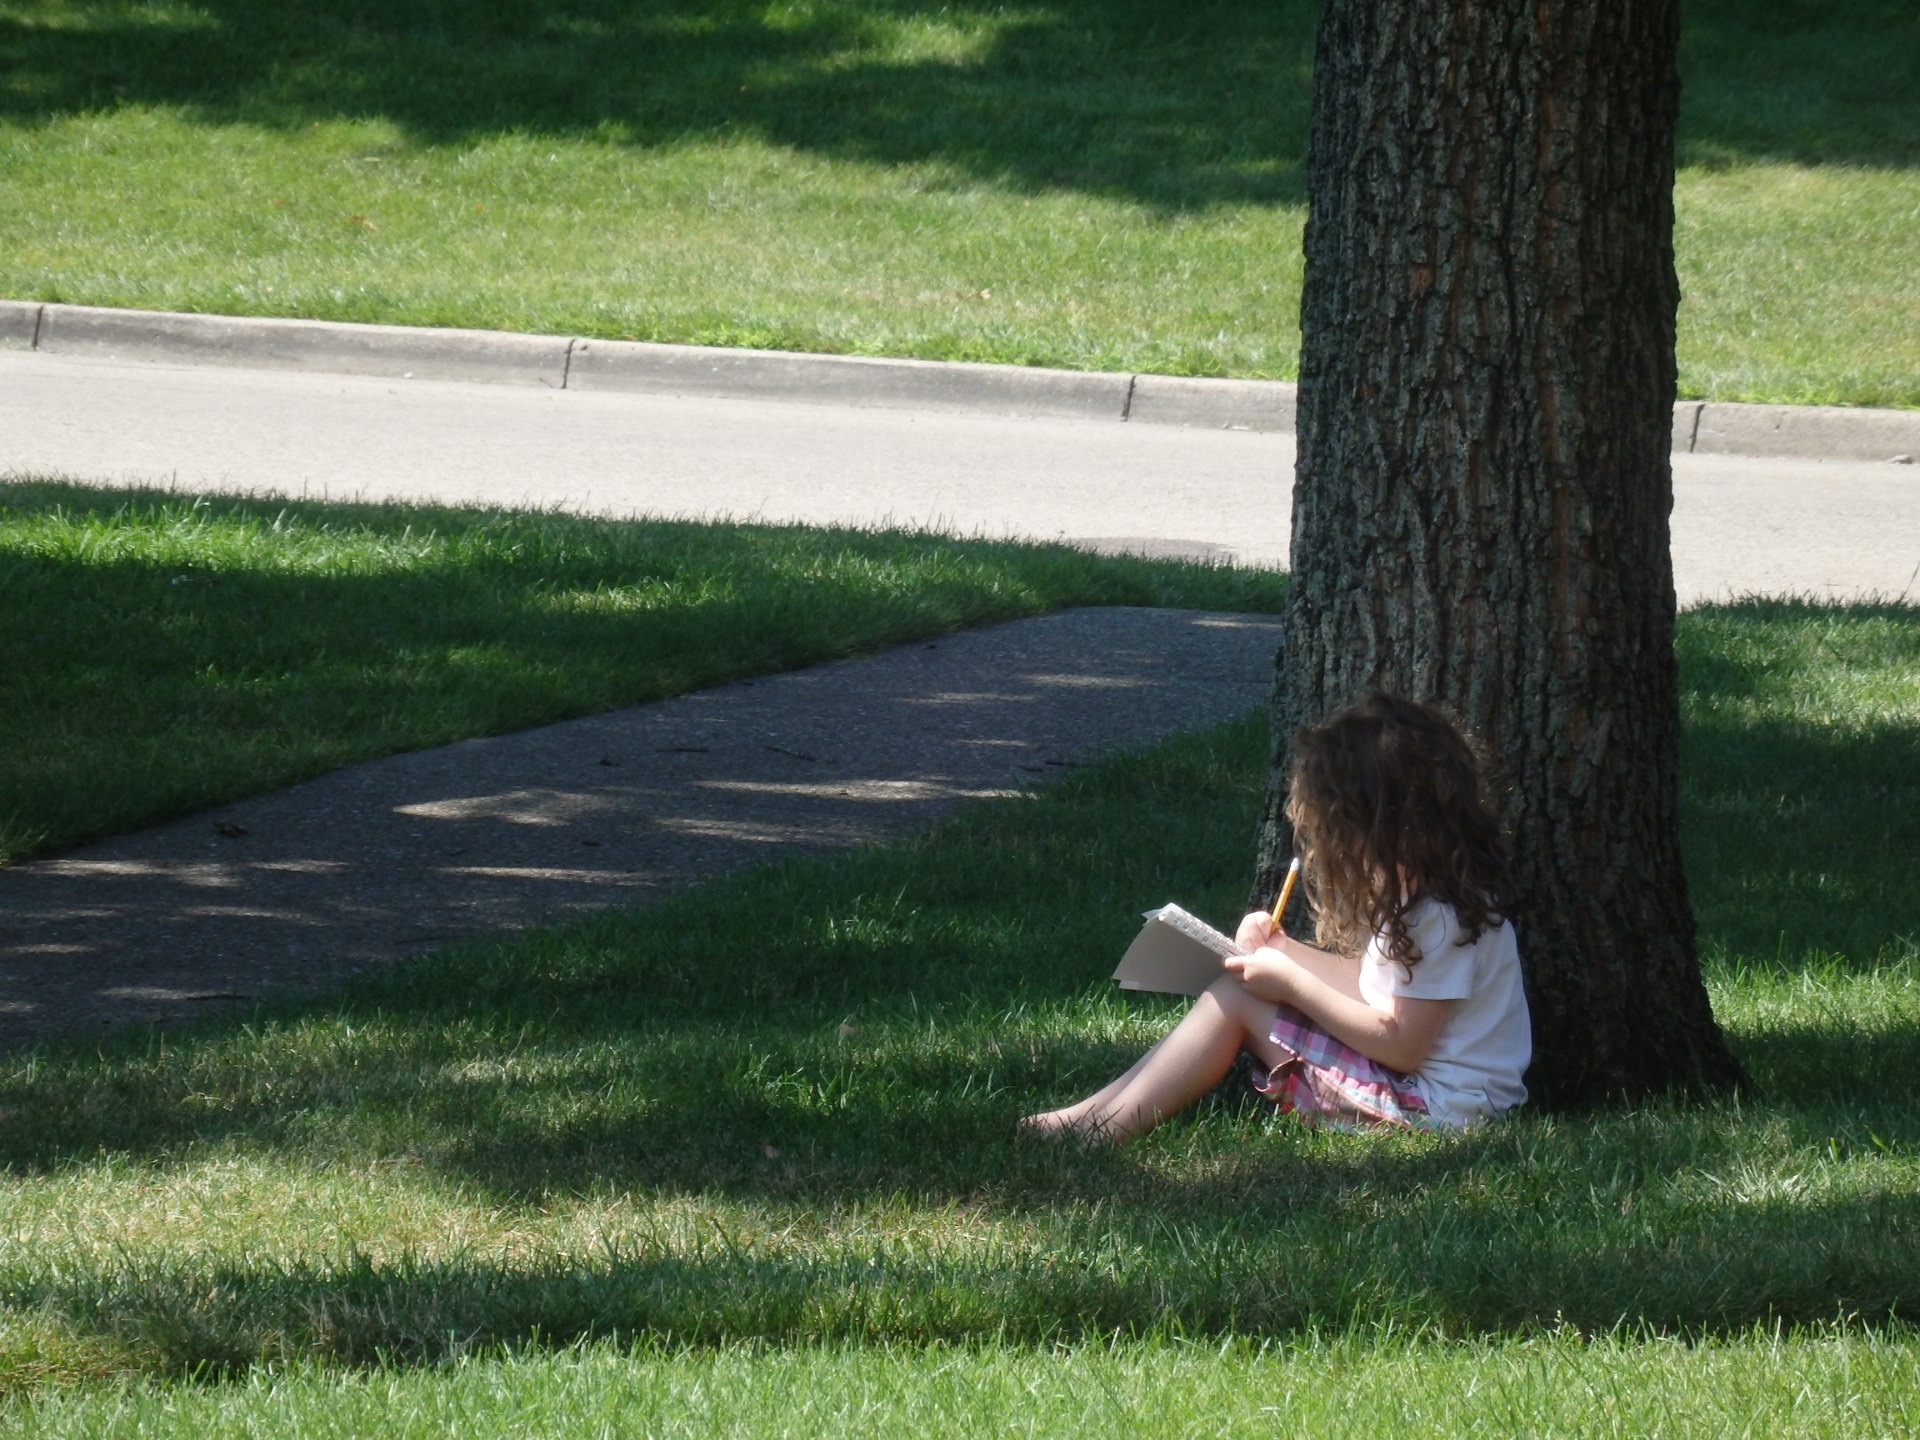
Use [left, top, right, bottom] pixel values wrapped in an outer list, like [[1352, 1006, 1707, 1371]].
[[1225, 913, 1453, 1074]]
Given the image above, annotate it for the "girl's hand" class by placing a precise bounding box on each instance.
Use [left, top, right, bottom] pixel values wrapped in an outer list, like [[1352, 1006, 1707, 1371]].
[[1234, 910, 1277, 952], [1222, 946, 1296, 1006]]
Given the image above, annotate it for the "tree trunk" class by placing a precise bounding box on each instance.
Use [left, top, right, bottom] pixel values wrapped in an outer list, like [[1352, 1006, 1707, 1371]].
[[1254, 0, 1749, 1104]]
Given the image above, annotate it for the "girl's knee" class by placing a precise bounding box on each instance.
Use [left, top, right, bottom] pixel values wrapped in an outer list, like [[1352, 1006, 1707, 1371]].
[[1200, 974, 1248, 1017], [1204, 974, 1275, 1031]]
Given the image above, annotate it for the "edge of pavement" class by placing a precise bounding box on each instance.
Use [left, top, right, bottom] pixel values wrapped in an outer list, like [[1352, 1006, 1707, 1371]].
[[4, 298, 1918, 464]]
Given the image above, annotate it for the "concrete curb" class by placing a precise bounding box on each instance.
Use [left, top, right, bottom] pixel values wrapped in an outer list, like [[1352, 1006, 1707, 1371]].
[[6, 299, 1918, 461], [1686, 400, 1920, 464], [1128, 372, 1296, 432], [0, 299, 42, 351], [16, 302, 572, 388], [568, 336, 1132, 421]]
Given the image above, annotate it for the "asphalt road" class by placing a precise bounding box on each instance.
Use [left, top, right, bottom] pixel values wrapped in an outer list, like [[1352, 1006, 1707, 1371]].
[[4, 349, 1916, 606]]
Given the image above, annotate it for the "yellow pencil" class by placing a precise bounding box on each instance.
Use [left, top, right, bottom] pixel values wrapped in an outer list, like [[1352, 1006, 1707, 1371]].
[[1269, 856, 1300, 930]]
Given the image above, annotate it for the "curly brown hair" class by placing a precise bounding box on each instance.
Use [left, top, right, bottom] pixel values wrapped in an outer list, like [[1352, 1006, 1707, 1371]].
[[1283, 693, 1516, 971]]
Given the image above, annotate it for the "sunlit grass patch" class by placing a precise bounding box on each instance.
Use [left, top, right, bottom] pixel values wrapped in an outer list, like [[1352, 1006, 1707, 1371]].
[[1675, 165, 1920, 409], [2, 1330, 1917, 1439]]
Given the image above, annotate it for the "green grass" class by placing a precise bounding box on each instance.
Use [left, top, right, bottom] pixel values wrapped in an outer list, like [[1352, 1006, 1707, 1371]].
[[9, 1333, 1920, 1438], [2, 0, 1917, 405], [1678, 599, 1920, 972], [0, 478, 1286, 865], [0, 597, 1916, 1429]]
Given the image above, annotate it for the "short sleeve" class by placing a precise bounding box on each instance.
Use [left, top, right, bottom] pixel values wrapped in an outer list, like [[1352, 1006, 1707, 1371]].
[[1361, 900, 1477, 1001]]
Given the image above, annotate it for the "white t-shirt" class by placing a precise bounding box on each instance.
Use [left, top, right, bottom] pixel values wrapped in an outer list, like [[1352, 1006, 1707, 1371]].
[[1358, 897, 1531, 1126]]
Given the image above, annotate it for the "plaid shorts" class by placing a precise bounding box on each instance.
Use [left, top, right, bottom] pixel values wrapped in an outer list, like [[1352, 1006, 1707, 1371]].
[[1253, 1005, 1433, 1129]]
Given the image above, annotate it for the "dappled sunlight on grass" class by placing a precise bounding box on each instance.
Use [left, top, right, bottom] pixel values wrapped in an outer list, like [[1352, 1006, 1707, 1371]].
[[1, 0, 1317, 206]]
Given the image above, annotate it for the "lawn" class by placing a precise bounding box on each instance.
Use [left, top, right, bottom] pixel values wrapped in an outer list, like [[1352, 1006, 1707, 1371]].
[[0, 481, 1916, 1429], [2, 0, 1916, 407]]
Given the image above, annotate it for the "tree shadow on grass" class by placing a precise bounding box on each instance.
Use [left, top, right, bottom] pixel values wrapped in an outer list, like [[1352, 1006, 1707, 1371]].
[[1678, 598, 1920, 966], [0, 0, 1317, 211], [1676, 0, 1920, 171], [2, 0, 1915, 224]]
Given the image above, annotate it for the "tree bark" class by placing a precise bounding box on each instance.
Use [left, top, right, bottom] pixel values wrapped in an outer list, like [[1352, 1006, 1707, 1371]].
[[1255, 0, 1749, 1104]]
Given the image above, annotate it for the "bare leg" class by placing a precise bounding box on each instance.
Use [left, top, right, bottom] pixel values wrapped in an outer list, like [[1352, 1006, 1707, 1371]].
[[1022, 977, 1285, 1144], [1021, 1048, 1158, 1138]]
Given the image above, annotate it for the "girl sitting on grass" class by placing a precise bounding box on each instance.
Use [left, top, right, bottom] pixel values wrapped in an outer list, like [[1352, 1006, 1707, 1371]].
[[1022, 693, 1531, 1142]]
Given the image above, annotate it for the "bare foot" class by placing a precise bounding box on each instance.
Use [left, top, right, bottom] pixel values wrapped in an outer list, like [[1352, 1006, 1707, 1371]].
[[1017, 1109, 1122, 1146], [1017, 1108, 1078, 1138]]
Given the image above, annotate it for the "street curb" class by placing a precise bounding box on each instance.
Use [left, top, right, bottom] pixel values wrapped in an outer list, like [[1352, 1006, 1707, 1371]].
[[18, 302, 572, 388], [567, 336, 1132, 420], [1128, 372, 1296, 432], [6, 299, 1918, 461], [0, 299, 41, 351], [1687, 401, 1920, 464]]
